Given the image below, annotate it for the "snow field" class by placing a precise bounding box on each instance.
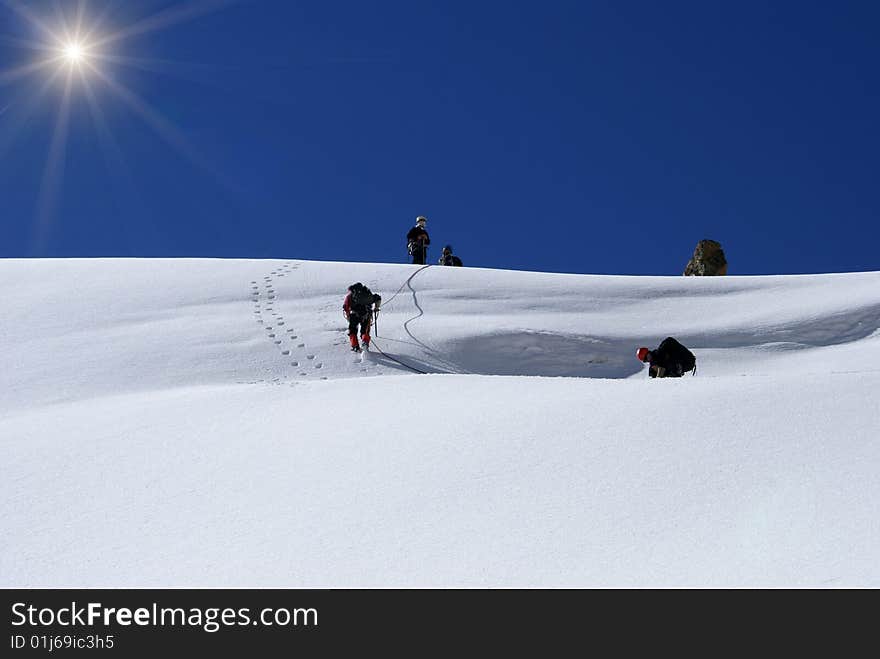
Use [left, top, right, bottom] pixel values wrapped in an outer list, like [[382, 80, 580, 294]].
[[1, 259, 878, 586]]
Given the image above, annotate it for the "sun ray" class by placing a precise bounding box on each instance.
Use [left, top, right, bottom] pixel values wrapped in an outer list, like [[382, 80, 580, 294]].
[[80, 67, 125, 179], [81, 1, 119, 45], [90, 0, 237, 49], [33, 67, 74, 254], [0, 34, 60, 53], [86, 61, 223, 182], [89, 52, 183, 72], [88, 51, 221, 81], [0, 0, 64, 45], [0, 58, 61, 87], [79, 67, 164, 255], [86, 51, 246, 102], [75, 0, 88, 40], [78, 66, 131, 179], [0, 67, 65, 159], [53, 0, 74, 43]]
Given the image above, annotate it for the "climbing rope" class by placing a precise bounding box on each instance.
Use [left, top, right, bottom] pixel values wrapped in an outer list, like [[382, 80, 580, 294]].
[[369, 264, 433, 375], [379, 264, 432, 310], [367, 337, 429, 375]]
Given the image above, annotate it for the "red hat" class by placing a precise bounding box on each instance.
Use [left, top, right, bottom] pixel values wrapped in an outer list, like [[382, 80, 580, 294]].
[[636, 347, 650, 362]]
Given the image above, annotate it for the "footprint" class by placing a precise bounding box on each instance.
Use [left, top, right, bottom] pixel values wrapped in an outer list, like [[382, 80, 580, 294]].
[[291, 361, 299, 366], [290, 335, 298, 340], [274, 340, 282, 345], [314, 363, 323, 369], [268, 333, 275, 338], [297, 343, 305, 348], [266, 326, 273, 330], [276, 321, 284, 325], [306, 354, 315, 360], [281, 350, 290, 356]]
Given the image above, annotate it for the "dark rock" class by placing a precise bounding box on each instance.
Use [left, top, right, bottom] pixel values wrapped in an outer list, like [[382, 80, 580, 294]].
[[683, 239, 728, 276]]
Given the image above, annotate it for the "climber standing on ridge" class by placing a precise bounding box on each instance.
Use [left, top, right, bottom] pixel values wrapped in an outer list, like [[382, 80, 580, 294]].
[[636, 337, 697, 378], [343, 282, 382, 352], [438, 245, 463, 266], [407, 215, 430, 265]]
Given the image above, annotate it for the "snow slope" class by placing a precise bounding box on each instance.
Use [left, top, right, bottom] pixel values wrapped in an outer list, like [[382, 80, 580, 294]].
[[1, 258, 878, 587]]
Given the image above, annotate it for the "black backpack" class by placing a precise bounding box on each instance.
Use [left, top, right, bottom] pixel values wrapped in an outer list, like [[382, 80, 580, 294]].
[[657, 337, 696, 374], [349, 283, 374, 309]]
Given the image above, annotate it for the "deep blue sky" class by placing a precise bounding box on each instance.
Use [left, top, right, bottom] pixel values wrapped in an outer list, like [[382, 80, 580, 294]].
[[1, 0, 878, 275]]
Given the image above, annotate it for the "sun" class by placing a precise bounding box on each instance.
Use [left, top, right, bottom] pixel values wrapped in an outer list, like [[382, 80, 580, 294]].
[[63, 42, 86, 65]]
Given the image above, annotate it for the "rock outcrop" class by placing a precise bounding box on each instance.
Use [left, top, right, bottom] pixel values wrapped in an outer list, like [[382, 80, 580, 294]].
[[683, 239, 728, 276]]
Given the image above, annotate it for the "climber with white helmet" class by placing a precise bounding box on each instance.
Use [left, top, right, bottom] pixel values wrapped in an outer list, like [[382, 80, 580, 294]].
[[406, 215, 430, 265]]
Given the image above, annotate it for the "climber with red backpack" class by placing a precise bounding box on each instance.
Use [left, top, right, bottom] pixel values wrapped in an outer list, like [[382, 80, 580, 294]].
[[343, 282, 382, 352]]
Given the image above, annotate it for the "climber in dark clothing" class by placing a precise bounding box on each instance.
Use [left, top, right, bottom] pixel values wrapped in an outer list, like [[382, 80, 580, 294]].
[[343, 283, 382, 352], [636, 337, 697, 378], [438, 245, 463, 267], [406, 216, 430, 265]]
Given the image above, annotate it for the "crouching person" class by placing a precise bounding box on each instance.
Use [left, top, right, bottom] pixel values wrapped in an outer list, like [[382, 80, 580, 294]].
[[438, 245, 463, 266], [636, 337, 696, 378]]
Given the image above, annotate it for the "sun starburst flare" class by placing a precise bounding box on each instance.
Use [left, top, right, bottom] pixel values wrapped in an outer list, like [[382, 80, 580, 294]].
[[0, 0, 237, 253]]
